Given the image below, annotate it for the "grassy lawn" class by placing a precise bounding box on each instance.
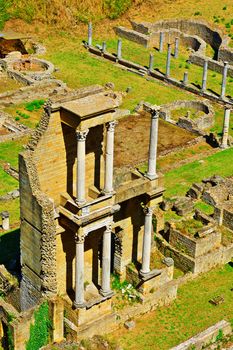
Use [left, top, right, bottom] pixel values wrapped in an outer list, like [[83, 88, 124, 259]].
[[0, 75, 23, 94], [164, 147, 233, 198], [110, 263, 233, 350]]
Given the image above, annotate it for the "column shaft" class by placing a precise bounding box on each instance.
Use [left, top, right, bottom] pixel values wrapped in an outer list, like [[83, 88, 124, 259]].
[[147, 110, 159, 179], [117, 39, 122, 60], [100, 226, 112, 296], [201, 60, 208, 92], [141, 207, 153, 275], [166, 44, 171, 77], [159, 32, 164, 52], [74, 236, 85, 308], [183, 71, 188, 86], [149, 53, 154, 72], [221, 108, 231, 148], [104, 121, 117, 194], [174, 37, 179, 59], [88, 22, 92, 46], [76, 130, 89, 204], [221, 62, 228, 99]]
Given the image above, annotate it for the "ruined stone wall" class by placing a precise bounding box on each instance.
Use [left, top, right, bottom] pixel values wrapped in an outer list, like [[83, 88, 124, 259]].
[[32, 110, 104, 204], [134, 19, 223, 51], [114, 26, 150, 47], [189, 53, 233, 77]]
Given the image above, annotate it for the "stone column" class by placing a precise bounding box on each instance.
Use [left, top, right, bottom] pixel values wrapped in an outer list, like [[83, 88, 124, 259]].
[[166, 43, 171, 77], [100, 225, 113, 297], [174, 37, 179, 59], [146, 109, 159, 180], [221, 108, 231, 148], [74, 234, 85, 308], [159, 32, 164, 52], [117, 39, 122, 60], [102, 41, 106, 53], [88, 22, 92, 46], [140, 207, 153, 275], [183, 71, 188, 86], [201, 60, 208, 92], [221, 61, 228, 99], [149, 53, 154, 72], [103, 121, 117, 194], [1, 211, 9, 231], [76, 129, 89, 205]]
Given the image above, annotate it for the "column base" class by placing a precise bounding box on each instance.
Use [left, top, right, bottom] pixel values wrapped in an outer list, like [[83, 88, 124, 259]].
[[220, 144, 228, 149], [99, 289, 114, 298], [75, 199, 86, 207], [73, 301, 86, 309], [144, 173, 158, 180], [139, 269, 162, 282], [101, 189, 115, 196]]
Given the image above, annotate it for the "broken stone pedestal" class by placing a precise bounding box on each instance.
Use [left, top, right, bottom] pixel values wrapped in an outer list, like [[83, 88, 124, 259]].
[[1, 211, 10, 231]]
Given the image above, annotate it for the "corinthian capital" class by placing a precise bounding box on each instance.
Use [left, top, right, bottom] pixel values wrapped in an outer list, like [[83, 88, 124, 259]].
[[76, 129, 89, 141], [106, 121, 118, 132]]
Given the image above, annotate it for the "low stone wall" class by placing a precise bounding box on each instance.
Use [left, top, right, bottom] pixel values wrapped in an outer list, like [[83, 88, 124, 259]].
[[214, 206, 233, 231], [115, 26, 150, 47], [157, 232, 233, 274], [159, 100, 214, 133], [131, 19, 224, 52], [189, 53, 233, 78], [170, 320, 232, 350], [169, 228, 221, 258], [0, 79, 67, 106]]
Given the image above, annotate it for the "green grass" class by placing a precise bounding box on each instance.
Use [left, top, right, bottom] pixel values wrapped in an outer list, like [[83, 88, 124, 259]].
[[194, 201, 214, 215], [110, 263, 233, 350], [164, 148, 233, 197]]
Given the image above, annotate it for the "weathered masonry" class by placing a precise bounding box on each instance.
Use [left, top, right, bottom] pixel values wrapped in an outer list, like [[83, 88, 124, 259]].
[[19, 86, 165, 321]]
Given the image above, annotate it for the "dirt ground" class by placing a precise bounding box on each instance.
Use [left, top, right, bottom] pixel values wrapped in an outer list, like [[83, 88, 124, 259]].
[[114, 111, 196, 168]]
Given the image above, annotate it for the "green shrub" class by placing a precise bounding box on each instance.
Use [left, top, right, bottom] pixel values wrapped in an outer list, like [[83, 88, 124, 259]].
[[104, 0, 131, 19], [0, 0, 11, 30], [15, 116, 20, 121], [216, 329, 224, 342], [223, 5, 227, 10], [25, 99, 45, 112], [225, 22, 231, 29], [26, 301, 52, 350], [194, 11, 201, 16]]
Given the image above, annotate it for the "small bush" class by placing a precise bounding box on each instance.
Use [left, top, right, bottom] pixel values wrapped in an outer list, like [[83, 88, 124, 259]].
[[194, 11, 201, 16], [225, 23, 231, 29], [104, 0, 132, 19], [212, 73, 216, 77], [15, 116, 20, 121], [185, 63, 190, 69], [25, 99, 45, 112], [223, 5, 227, 10]]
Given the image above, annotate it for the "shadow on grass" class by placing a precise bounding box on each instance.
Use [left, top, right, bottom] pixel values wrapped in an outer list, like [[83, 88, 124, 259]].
[[0, 228, 20, 272]]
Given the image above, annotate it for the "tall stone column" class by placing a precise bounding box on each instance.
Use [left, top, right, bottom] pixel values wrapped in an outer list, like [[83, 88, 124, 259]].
[[174, 37, 179, 59], [201, 60, 208, 92], [102, 41, 106, 53], [166, 43, 171, 77], [159, 32, 164, 52], [149, 53, 154, 72], [221, 61, 228, 99], [76, 129, 89, 205], [140, 207, 153, 275], [88, 22, 92, 46], [117, 39, 122, 60], [103, 121, 117, 194], [146, 109, 159, 180], [183, 71, 188, 86], [74, 234, 85, 308], [100, 225, 113, 297], [221, 108, 231, 149]]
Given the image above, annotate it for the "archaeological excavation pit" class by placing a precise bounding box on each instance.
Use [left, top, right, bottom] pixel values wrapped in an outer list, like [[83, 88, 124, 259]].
[[114, 111, 197, 168]]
